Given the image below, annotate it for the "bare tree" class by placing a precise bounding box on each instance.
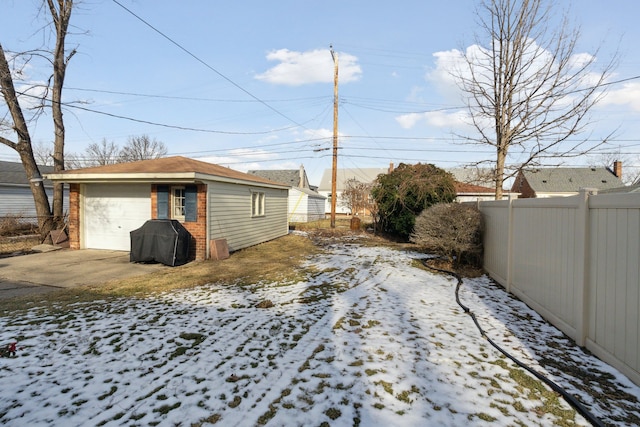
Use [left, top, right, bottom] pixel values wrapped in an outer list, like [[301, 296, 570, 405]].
[[120, 135, 168, 162], [89, 139, 121, 165], [0, 0, 76, 238], [340, 179, 373, 216], [0, 44, 55, 238], [47, 0, 76, 223], [455, 0, 617, 199], [66, 139, 120, 169], [32, 140, 54, 166]]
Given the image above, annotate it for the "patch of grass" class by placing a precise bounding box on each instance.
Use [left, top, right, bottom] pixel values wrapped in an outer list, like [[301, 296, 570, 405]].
[[97, 386, 117, 401], [152, 402, 181, 415], [325, 407, 342, 420], [228, 396, 242, 408], [375, 380, 394, 395], [0, 234, 320, 314]]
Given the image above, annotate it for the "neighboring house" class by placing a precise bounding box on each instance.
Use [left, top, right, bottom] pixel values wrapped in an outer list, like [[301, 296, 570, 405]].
[[0, 160, 68, 220], [318, 167, 390, 214], [46, 156, 290, 261], [449, 167, 495, 187], [248, 166, 326, 223], [511, 163, 624, 198], [454, 181, 498, 202]]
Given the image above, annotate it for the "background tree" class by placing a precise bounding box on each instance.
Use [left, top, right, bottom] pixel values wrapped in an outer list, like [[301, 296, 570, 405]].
[[371, 163, 456, 239], [411, 203, 483, 267], [0, 0, 75, 238], [120, 135, 168, 162], [340, 179, 374, 216], [32, 141, 54, 166], [66, 139, 120, 169], [455, 0, 617, 199]]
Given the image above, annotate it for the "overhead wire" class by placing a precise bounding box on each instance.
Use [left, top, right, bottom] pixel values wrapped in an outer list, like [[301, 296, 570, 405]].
[[110, 0, 307, 130]]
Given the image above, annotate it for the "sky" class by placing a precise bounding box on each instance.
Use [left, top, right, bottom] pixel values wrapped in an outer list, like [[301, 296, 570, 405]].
[[1, 237, 639, 425], [1, 0, 640, 185]]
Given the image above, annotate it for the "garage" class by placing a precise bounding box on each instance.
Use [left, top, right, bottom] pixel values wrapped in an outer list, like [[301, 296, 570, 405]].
[[83, 184, 151, 251]]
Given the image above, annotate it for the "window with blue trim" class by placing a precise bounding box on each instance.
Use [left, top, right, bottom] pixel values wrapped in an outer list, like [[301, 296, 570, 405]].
[[157, 184, 197, 222]]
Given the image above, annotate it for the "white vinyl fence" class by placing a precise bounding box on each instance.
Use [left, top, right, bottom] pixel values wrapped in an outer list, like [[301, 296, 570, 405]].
[[479, 189, 640, 386]]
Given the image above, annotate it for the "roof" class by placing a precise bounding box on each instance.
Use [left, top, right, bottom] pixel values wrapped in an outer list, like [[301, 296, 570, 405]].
[[46, 156, 288, 188], [448, 168, 494, 187], [318, 168, 389, 191], [0, 160, 55, 188], [518, 168, 624, 193], [454, 181, 495, 194], [248, 169, 309, 188], [599, 182, 640, 194]]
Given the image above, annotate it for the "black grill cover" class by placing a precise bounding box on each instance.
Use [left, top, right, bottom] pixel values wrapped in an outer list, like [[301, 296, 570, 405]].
[[130, 220, 191, 266]]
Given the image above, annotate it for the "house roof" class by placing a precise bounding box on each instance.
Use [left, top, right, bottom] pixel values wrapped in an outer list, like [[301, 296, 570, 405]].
[[0, 160, 55, 188], [248, 169, 309, 188], [318, 168, 389, 191], [599, 182, 640, 194], [518, 167, 624, 193], [454, 181, 495, 194], [45, 156, 289, 188], [448, 168, 494, 187]]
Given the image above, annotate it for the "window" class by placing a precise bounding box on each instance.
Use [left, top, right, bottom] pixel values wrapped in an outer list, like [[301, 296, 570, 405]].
[[252, 191, 265, 217], [172, 186, 186, 220], [157, 184, 197, 222]]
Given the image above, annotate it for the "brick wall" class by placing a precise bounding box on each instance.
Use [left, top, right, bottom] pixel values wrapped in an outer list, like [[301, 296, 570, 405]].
[[151, 184, 207, 261], [68, 183, 80, 250]]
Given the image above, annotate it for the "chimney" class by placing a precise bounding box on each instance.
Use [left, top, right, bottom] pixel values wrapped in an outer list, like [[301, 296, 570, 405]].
[[299, 164, 305, 188], [388, 161, 394, 173], [612, 161, 622, 179]]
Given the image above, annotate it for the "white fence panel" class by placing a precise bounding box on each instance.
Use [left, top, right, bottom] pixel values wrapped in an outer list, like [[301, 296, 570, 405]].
[[479, 191, 640, 386], [480, 200, 510, 286], [587, 194, 640, 381]]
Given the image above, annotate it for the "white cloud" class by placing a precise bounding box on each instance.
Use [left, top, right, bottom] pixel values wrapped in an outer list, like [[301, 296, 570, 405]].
[[255, 48, 362, 86], [196, 148, 279, 172], [395, 110, 469, 130], [600, 82, 640, 112], [569, 52, 596, 69]]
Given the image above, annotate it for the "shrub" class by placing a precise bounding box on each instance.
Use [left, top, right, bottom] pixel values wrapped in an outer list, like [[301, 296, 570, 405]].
[[411, 203, 483, 267], [371, 163, 456, 239]]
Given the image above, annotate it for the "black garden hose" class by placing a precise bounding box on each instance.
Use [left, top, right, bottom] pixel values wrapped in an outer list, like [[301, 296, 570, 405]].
[[421, 258, 605, 427]]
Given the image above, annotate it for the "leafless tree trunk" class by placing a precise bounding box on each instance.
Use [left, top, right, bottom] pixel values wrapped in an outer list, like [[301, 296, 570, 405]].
[[456, 0, 617, 199], [0, 44, 54, 239], [47, 0, 75, 223], [0, 0, 76, 239], [120, 135, 168, 162]]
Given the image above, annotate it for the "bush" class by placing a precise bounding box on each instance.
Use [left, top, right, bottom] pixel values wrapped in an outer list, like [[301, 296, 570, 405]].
[[371, 163, 456, 239], [411, 203, 483, 267]]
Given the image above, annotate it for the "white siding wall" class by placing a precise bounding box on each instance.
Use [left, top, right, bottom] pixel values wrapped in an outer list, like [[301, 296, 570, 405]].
[[208, 182, 288, 252], [288, 189, 309, 222], [0, 185, 69, 220], [479, 191, 640, 386], [307, 196, 326, 222], [288, 189, 326, 222]]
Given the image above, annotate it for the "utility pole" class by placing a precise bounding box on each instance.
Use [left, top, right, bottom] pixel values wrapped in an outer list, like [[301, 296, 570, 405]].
[[330, 45, 339, 228]]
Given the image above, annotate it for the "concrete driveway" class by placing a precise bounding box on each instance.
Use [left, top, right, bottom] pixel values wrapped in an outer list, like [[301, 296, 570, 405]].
[[0, 248, 167, 299]]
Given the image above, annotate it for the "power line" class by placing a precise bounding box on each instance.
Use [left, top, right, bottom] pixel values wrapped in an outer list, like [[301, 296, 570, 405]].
[[110, 0, 306, 129], [63, 86, 330, 104], [15, 90, 303, 135]]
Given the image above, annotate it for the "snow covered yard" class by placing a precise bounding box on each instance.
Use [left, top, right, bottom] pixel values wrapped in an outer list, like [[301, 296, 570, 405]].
[[0, 235, 639, 426]]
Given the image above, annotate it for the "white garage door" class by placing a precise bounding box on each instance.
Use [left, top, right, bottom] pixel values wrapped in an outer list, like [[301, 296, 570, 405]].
[[83, 184, 151, 251]]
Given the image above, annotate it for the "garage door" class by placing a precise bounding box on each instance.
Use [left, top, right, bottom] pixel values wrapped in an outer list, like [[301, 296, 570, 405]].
[[83, 184, 151, 251]]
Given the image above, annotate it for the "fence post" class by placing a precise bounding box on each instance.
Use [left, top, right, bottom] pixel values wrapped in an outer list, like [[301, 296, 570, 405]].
[[506, 193, 515, 293], [575, 188, 596, 347]]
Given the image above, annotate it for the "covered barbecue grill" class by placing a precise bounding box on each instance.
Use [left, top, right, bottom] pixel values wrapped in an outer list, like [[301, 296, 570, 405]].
[[130, 219, 191, 266]]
